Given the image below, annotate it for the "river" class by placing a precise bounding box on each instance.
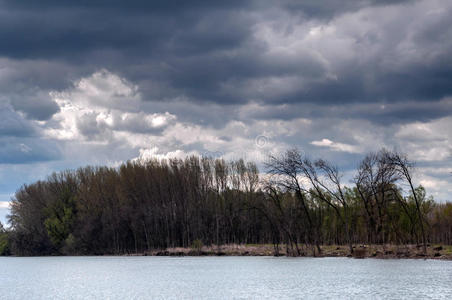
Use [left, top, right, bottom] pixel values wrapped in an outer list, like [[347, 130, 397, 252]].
[[1, 256, 451, 299]]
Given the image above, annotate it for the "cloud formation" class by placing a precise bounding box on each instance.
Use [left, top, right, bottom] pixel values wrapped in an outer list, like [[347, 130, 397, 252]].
[[0, 0, 451, 207]]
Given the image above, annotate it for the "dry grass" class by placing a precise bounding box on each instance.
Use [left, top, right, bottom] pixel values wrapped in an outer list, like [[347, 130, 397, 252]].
[[142, 244, 452, 260]]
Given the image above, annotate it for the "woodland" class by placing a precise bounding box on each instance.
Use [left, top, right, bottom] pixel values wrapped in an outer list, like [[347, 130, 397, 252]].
[[1, 149, 451, 256]]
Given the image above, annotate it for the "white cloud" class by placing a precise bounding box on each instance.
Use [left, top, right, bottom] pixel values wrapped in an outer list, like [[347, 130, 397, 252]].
[[42, 70, 176, 143], [134, 147, 198, 163], [395, 117, 452, 161], [311, 138, 361, 153], [0, 201, 10, 209], [5, 69, 450, 202], [417, 175, 452, 201], [56, 69, 140, 110]]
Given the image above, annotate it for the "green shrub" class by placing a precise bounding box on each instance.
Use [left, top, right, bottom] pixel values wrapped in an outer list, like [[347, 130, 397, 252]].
[[0, 232, 10, 256], [191, 239, 203, 253]]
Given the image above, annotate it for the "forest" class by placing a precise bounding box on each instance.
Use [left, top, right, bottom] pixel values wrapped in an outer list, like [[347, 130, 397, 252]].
[[1, 148, 451, 256]]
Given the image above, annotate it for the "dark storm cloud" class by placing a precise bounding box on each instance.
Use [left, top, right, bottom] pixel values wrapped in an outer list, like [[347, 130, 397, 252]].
[[0, 0, 451, 112], [0, 105, 36, 137], [1, 0, 451, 205], [0, 0, 250, 59], [8, 92, 60, 120], [0, 59, 81, 121], [280, 0, 417, 19], [1, 0, 247, 12], [239, 98, 452, 128], [0, 0, 256, 108]]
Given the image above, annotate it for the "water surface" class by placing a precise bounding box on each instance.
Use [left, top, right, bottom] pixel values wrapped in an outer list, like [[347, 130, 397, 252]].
[[1, 256, 451, 299]]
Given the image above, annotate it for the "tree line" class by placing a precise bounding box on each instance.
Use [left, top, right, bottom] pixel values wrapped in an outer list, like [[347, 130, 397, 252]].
[[1, 148, 451, 256]]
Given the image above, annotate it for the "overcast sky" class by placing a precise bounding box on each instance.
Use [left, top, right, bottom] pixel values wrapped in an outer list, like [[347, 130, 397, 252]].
[[1, 0, 452, 223]]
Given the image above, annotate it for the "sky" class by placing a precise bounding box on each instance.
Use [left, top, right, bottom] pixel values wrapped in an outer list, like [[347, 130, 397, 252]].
[[1, 0, 452, 224]]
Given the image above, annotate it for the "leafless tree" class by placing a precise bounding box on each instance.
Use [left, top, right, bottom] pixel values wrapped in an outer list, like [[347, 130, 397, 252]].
[[266, 149, 323, 255], [306, 158, 354, 254], [386, 151, 428, 253], [354, 150, 401, 244]]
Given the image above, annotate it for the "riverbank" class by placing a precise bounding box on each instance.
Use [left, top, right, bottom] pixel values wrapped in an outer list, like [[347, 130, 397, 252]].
[[139, 244, 452, 260]]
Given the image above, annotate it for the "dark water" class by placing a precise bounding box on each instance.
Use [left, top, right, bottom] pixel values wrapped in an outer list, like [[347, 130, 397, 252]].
[[1, 256, 451, 299]]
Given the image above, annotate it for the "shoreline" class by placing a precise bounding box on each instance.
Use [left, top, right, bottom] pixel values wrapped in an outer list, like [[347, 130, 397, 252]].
[[133, 244, 452, 260], [3, 244, 451, 259]]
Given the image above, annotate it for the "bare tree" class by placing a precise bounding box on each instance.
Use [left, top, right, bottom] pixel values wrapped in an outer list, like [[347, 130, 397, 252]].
[[305, 158, 354, 254], [266, 149, 322, 255], [354, 150, 402, 244], [386, 151, 428, 253]]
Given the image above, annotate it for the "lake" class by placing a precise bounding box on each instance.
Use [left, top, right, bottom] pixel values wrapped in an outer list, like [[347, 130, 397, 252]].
[[1, 256, 451, 299]]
